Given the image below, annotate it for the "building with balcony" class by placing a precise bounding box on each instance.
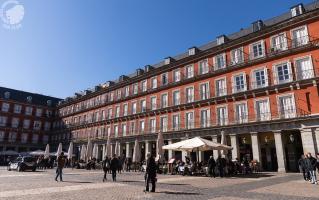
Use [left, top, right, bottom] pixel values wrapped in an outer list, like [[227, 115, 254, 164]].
[[52, 2, 319, 172], [0, 87, 61, 154]]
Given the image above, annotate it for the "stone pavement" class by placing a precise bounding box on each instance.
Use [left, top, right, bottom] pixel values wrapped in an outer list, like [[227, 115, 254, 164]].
[[0, 167, 318, 200]]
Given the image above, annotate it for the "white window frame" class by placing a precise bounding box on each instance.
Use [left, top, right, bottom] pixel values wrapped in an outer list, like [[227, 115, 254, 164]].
[[121, 123, 127, 137], [160, 115, 168, 132], [185, 86, 194, 103], [254, 97, 271, 121], [173, 69, 181, 82], [125, 86, 130, 97], [131, 101, 137, 114], [233, 101, 248, 124], [251, 67, 268, 89], [214, 53, 226, 70], [140, 99, 147, 112], [149, 118, 156, 133], [272, 60, 293, 85], [1, 103, 10, 112], [200, 108, 210, 128], [123, 103, 128, 116], [185, 64, 194, 78], [161, 72, 169, 85], [13, 104, 22, 114], [277, 93, 296, 119], [216, 104, 228, 126], [290, 25, 309, 47], [215, 77, 227, 97], [150, 96, 157, 110], [199, 82, 210, 100], [133, 83, 139, 95], [172, 113, 180, 131], [294, 55, 314, 80], [249, 40, 265, 59], [270, 32, 288, 52], [185, 111, 195, 129], [160, 93, 168, 108], [232, 72, 247, 93], [141, 80, 147, 92], [172, 89, 180, 106], [230, 47, 244, 65], [151, 76, 157, 89], [199, 59, 209, 74]]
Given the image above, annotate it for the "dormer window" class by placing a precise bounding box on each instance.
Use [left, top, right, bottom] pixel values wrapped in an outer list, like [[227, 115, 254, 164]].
[[47, 100, 52, 106], [188, 47, 197, 56], [164, 57, 173, 65], [252, 20, 264, 32], [27, 96, 32, 103], [217, 35, 228, 45], [291, 4, 304, 17], [4, 92, 10, 99]]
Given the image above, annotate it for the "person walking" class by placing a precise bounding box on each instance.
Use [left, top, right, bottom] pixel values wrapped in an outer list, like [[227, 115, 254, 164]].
[[208, 155, 216, 178], [306, 153, 318, 184], [55, 152, 66, 182], [110, 154, 119, 182], [102, 156, 110, 182], [216, 155, 226, 178], [298, 155, 307, 181], [144, 152, 157, 193]]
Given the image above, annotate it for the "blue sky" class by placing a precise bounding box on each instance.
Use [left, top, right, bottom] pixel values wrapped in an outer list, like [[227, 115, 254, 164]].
[[0, 0, 314, 98]]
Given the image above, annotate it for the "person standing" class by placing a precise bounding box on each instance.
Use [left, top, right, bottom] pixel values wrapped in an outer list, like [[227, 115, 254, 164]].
[[306, 153, 318, 184], [55, 152, 66, 182], [298, 155, 307, 181], [110, 154, 119, 182], [144, 153, 157, 192], [208, 155, 216, 178], [102, 156, 110, 182], [216, 155, 226, 178]]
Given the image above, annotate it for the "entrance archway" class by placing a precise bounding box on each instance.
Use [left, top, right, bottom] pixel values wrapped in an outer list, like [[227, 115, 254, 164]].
[[282, 130, 303, 172]]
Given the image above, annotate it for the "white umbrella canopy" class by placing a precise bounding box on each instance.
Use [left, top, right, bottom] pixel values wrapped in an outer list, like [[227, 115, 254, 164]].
[[56, 143, 62, 156], [29, 150, 45, 156], [156, 132, 164, 162], [86, 139, 93, 160], [132, 139, 140, 163], [92, 143, 98, 159], [106, 135, 111, 157], [67, 142, 73, 159], [162, 137, 232, 152], [44, 144, 50, 159], [80, 145, 87, 161]]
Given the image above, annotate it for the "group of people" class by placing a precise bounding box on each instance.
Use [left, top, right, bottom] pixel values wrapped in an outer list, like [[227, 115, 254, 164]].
[[298, 152, 319, 184]]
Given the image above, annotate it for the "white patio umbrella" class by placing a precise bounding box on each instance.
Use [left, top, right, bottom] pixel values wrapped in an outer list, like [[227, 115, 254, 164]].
[[29, 150, 45, 156], [162, 137, 232, 152], [92, 143, 98, 159], [67, 142, 73, 160], [132, 139, 140, 163], [44, 144, 50, 159], [80, 144, 87, 161], [56, 143, 62, 156], [156, 132, 164, 162], [86, 139, 93, 161], [106, 135, 111, 157]]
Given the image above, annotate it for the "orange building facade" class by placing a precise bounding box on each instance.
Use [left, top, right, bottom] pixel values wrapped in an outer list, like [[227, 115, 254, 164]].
[[53, 3, 319, 172]]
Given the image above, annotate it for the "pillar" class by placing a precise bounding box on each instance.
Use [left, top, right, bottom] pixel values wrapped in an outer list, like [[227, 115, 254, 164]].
[[315, 128, 319, 154], [126, 142, 132, 158], [119, 143, 124, 157], [251, 132, 262, 166], [230, 134, 239, 160], [102, 144, 106, 159], [111, 144, 115, 156], [274, 131, 286, 172], [145, 141, 150, 159], [211, 135, 219, 160], [168, 140, 174, 160], [198, 151, 204, 162], [182, 151, 188, 162], [300, 128, 316, 156]]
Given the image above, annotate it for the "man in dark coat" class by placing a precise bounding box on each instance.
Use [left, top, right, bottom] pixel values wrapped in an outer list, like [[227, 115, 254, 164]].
[[208, 155, 216, 178], [55, 152, 66, 182], [144, 153, 157, 192], [305, 153, 317, 184], [110, 154, 119, 182], [298, 155, 308, 181], [102, 156, 110, 182], [216, 155, 226, 178]]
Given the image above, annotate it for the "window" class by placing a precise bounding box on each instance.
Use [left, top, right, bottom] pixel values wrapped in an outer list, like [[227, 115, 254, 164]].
[[107, 108, 113, 119], [255, 98, 271, 121], [13, 104, 22, 114], [109, 92, 114, 101], [217, 106, 228, 126], [161, 94, 168, 108], [160, 116, 168, 132], [132, 102, 137, 114], [23, 119, 30, 129], [151, 77, 157, 89], [150, 118, 156, 133], [8, 132, 17, 143], [172, 114, 180, 131], [101, 110, 106, 120], [139, 120, 145, 133], [234, 103, 248, 124], [44, 122, 51, 131], [140, 100, 146, 112], [46, 110, 52, 117], [214, 53, 226, 70], [32, 134, 39, 144], [215, 78, 227, 97], [123, 104, 128, 116], [291, 4, 304, 17], [200, 83, 210, 100], [173, 91, 180, 106], [36, 108, 43, 117], [129, 121, 135, 135], [185, 65, 194, 78], [125, 86, 130, 97], [141, 80, 147, 92], [0, 116, 7, 126], [21, 133, 28, 143], [274, 62, 292, 84], [133, 83, 138, 95], [186, 112, 194, 129], [42, 135, 49, 144], [291, 26, 309, 47], [1, 103, 9, 112], [295, 56, 314, 80], [162, 73, 168, 85], [150, 97, 157, 110], [122, 124, 127, 136], [271, 33, 287, 51], [116, 90, 122, 100], [0, 131, 4, 142], [33, 121, 41, 130], [114, 125, 118, 137], [115, 106, 120, 118], [278, 94, 296, 119], [199, 59, 209, 74], [185, 87, 194, 103], [173, 70, 181, 82], [252, 68, 268, 89], [25, 106, 33, 115], [200, 109, 210, 128], [11, 118, 19, 128], [232, 73, 247, 93], [250, 40, 265, 59], [231, 47, 244, 65]]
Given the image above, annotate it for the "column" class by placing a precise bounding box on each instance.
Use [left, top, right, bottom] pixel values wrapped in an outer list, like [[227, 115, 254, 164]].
[[167, 140, 174, 160], [300, 128, 316, 156], [119, 143, 124, 157], [198, 151, 204, 162], [102, 144, 106, 159], [211, 135, 219, 160], [111, 144, 115, 156], [145, 141, 150, 159], [251, 132, 262, 166], [126, 142, 132, 158], [182, 151, 188, 162], [230, 134, 239, 160], [274, 131, 286, 172], [315, 128, 319, 154]]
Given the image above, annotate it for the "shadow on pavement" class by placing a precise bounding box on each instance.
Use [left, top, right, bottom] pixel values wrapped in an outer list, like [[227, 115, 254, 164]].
[[156, 191, 201, 195], [62, 181, 93, 184]]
